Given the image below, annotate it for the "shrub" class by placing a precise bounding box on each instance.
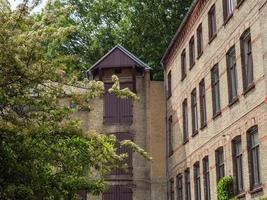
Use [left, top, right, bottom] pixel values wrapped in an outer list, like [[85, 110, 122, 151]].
[[217, 176, 235, 200]]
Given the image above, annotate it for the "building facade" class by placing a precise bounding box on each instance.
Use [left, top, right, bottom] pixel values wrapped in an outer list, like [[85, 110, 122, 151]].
[[162, 0, 267, 199], [83, 45, 167, 200]]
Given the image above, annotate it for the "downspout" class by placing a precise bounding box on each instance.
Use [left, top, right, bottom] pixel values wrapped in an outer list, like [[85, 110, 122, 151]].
[[161, 61, 169, 199]]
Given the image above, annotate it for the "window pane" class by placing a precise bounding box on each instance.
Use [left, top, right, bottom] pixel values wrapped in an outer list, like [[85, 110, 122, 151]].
[[168, 116, 173, 155], [191, 89, 198, 134], [194, 163, 201, 200], [232, 137, 244, 194], [208, 5, 216, 39], [197, 24, 203, 56], [199, 79, 207, 127], [177, 175, 183, 200], [185, 169, 191, 200], [183, 99, 189, 142], [227, 47, 238, 102], [211, 65, 220, 115], [215, 84, 220, 112], [230, 67, 238, 98], [241, 30, 254, 90], [216, 148, 224, 182], [168, 72, 172, 97], [181, 50, 187, 80], [248, 126, 261, 188], [189, 37, 195, 67]]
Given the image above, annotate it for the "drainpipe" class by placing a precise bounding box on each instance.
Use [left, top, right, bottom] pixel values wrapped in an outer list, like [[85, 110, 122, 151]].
[[161, 61, 169, 200]]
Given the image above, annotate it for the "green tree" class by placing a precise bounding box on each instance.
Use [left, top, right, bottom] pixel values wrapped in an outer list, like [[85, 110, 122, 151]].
[[0, 1, 148, 199], [48, 0, 192, 80]]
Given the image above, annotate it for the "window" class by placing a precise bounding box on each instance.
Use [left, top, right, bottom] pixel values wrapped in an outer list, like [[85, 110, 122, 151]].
[[247, 126, 261, 188], [223, 0, 233, 22], [194, 162, 201, 200], [103, 185, 132, 200], [240, 29, 254, 92], [191, 88, 198, 135], [211, 64, 221, 117], [203, 157, 211, 200], [109, 132, 133, 176], [168, 116, 173, 156], [226, 47, 238, 104], [177, 174, 183, 200], [181, 49, 187, 80], [215, 147, 225, 182], [169, 178, 174, 200], [183, 99, 189, 143], [104, 83, 133, 124], [185, 169, 191, 200], [189, 36, 195, 68], [199, 79, 207, 128], [168, 71, 172, 98], [208, 5, 217, 42], [232, 136, 244, 194], [197, 24, 203, 57]]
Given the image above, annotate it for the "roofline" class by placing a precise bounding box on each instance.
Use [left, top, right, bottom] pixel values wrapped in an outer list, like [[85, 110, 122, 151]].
[[160, 0, 199, 67], [87, 44, 151, 74]]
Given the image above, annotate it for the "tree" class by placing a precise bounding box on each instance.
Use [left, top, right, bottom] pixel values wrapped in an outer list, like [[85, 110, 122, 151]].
[[0, 1, 148, 199], [47, 0, 192, 80]]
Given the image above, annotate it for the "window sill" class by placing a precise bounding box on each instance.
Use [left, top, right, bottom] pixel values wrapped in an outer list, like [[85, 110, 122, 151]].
[[200, 123, 207, 130], [183, 139, 189, 145], [223, 13, 233, 26], [212, 111, 221, 120], [181, 76, 186, 82], [249, 185, 263, 195], [192, 130, 199, 137], [167, 94, 172, 100], [197, 51, 203, 60], [208, 33, 217, 44], [228, 97, 239, 108], [235, 192, 246, 199], [236, 0, 246, 9], [243, 83, 255, 96], [189, 62, 195, 70], [168, 151, 174, 157]]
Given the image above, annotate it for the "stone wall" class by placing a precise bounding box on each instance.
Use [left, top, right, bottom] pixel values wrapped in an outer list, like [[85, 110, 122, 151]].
[[73, 69, 166, 200]]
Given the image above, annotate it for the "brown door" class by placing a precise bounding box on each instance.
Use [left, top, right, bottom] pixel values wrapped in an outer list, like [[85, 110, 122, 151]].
[[103, 185, 133, 200]]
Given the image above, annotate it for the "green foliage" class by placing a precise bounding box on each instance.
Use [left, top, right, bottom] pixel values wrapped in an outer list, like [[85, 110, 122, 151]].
[[217, 176, 235, 200], [0, 2, 146, 199], [46, 0, 193, 80]]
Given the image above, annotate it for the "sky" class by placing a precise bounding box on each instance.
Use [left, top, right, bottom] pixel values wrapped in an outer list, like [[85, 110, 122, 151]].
[[8, 0, 47, 12]]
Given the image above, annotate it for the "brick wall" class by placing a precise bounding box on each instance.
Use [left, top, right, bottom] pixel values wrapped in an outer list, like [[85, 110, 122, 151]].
[[165, 0, 267, 199]]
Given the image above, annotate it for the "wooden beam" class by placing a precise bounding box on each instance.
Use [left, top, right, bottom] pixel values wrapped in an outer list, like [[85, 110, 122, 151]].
[[99, 67, 103, 81], [132, 66, 136, 93]]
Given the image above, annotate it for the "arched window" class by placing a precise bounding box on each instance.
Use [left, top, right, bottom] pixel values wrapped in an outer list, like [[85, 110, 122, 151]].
[[247, 125, 261, 188]]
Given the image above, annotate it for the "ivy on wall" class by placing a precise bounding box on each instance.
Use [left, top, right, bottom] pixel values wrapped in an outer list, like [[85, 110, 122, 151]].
[[217, 176, 235, 200]]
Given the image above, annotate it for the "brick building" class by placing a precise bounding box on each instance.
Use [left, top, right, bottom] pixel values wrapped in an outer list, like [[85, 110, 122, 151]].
[[161, 0, 267, 199], [83, 45, 167, 200]]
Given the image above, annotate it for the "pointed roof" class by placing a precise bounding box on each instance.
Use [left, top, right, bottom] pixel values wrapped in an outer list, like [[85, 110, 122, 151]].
[[87, 44, 151, 73]]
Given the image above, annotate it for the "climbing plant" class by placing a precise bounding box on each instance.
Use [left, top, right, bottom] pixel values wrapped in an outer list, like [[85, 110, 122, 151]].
[[217, 176, 235, 200]]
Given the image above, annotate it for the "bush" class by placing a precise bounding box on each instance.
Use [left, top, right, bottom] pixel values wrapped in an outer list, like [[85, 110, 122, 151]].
[[217, 176, 235, 200]]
